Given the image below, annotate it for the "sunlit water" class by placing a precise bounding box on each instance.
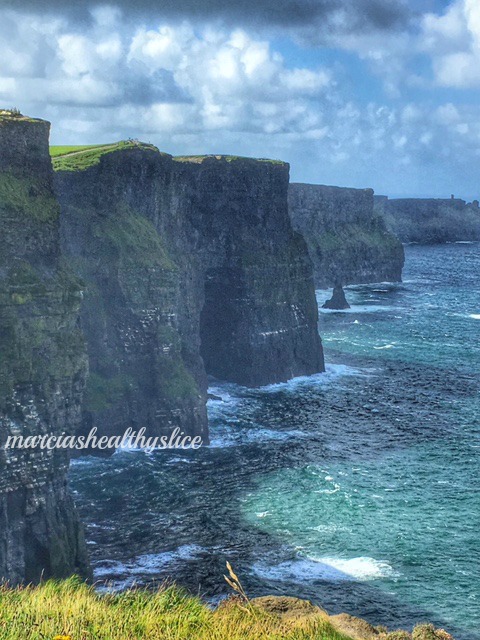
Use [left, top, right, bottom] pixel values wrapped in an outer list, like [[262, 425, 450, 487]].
[[70, 244, 480, 639]]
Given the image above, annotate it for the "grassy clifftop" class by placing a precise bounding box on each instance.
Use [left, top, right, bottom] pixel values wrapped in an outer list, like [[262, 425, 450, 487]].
[[50, 141, 161, 172], [0, 578, 454, 640], [0, 579, 346, 640], [174, 154, 285, 165]]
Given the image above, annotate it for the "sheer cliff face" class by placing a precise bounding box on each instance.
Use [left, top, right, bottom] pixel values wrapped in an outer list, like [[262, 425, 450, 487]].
[[172, 157, 324, 386], [289, 184, 405, 288], [0, 116, 90, 584], [374, 196, 480, 244], [55, 149, 209, 444], [56, 150, 324, 441]]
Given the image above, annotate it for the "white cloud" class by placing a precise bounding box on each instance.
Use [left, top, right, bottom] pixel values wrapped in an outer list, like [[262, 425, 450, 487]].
[[0, 3, 478, 198], [422, 0, 480, 87]]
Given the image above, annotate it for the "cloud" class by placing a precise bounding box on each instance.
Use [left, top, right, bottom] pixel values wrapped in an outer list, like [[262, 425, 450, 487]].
[[0, 0, 412, 42], [0, 9, 331, 132], [422, 0, 480, 87], [0, 2, 478, 198]]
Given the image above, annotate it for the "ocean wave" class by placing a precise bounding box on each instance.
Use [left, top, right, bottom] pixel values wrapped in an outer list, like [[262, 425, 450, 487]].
[[94, 544, 204, 591], [319, 304, 401, 314], [252, 555, 398, 584], [259, 364, 371, 393]]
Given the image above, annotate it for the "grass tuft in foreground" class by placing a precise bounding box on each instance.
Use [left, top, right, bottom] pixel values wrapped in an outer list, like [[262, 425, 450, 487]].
[[0, 577, 352, 640], [0, 576, 455, 640]]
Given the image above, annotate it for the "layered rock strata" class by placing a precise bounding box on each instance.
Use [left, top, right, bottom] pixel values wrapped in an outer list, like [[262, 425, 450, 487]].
[[0, 114, 90, 584], [289, 183, 405, 288]]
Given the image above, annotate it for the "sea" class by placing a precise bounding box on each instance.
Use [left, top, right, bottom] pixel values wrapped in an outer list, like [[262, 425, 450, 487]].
[[69, 243, 480, 640]]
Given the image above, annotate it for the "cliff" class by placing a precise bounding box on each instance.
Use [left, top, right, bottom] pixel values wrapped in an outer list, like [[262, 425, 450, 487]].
[[289, 183, 405, 288], [0, 113, 90, 583], [374, 196, 480, 244], [54, 146, 324, 442]]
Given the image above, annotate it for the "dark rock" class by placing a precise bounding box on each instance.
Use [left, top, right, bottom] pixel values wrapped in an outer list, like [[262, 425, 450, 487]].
[[0, 113, 90, 584], [322, 285, 351, 310], [289, 183, 405, 287]]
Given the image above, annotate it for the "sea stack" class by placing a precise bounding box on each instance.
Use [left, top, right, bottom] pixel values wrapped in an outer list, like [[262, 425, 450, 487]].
[[322, 285, 351, 310]]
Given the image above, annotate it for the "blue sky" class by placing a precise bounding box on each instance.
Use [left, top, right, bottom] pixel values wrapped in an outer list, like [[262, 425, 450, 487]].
[[0, 0, 479, 199]]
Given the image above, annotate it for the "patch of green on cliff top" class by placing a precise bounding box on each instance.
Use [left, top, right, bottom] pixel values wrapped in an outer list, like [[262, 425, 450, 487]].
[[0, 109, 42, 123], [51, 140, 162, 172], [50, 145, 106, 157], [174, 154, 285, 165]]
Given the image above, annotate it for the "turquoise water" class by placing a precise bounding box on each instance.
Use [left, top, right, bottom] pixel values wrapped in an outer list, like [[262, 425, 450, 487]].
[[70, 243, 480, 639]]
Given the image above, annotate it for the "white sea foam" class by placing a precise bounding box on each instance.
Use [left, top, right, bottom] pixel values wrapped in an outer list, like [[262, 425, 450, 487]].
[[94, 544, 204, 591], [319, 304, 400, 314], [373, 343, 397, 350], [252, 555, 397, 584], [469, 314, 480, 320], [259, 363, 369, 393]]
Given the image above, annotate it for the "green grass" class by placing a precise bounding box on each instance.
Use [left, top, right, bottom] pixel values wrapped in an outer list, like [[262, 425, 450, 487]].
[[174, 154, 285, 165], [0, 577, 451, 640], [0, 172, 59, 222], [51, 141, 160, 172], [49, 145, 106, 158], [95, 205, 177, 271], [0, 578, 357, 640]]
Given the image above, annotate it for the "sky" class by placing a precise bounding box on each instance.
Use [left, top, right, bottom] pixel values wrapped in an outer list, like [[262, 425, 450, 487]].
[[0, 0, 479, 198]]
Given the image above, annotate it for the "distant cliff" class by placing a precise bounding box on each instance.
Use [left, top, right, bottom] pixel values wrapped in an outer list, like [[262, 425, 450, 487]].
[[374, 196, 480, 244], [55, 146, 324, 442], [289, 183, 404, 288], [0, 113, 90, 583]]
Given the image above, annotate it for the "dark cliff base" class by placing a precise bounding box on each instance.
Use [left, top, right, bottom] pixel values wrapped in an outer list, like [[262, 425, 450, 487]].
[[289, 183, 405, 288], [374, 196, 480, 244]]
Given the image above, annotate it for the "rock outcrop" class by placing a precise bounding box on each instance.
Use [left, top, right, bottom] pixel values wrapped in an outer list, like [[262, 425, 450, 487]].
[[0, 113, 90, 583], [322, 285, 351, 310], [289, 183, 405, 288], [374, 196, 480, 244], [55, 147, 324, 442]]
